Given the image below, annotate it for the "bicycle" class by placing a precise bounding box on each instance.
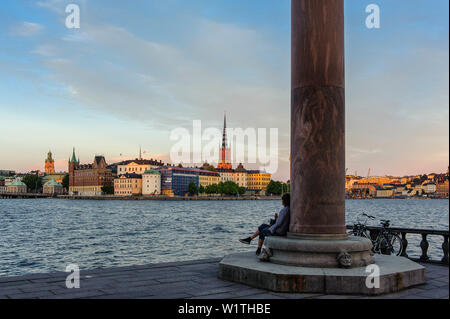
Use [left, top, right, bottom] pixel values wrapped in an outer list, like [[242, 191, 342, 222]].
[[349, 213, 403, 256]]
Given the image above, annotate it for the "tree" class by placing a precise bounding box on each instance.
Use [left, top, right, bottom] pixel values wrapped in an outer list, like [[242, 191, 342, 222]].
[[267, 180, 282, 195], [222, 181, 239, 196], [22, 175, 42, 193], [188, 181, 198, 196], [62, 174, 69, 189], [199, 185, 205, 194], [101, 185, 114, 195], [205, 165, 217, 172], [238, 187, 246, 195]]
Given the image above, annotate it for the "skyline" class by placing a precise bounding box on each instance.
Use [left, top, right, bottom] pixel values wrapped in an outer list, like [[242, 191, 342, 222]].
[[0, 0, 448, 181]]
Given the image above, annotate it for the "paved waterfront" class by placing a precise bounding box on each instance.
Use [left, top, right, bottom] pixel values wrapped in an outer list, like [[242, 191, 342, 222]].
[[0, 258, 448, 299]]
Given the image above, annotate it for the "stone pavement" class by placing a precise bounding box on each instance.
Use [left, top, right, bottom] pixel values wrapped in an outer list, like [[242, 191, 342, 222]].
[[0, 258, 448, 299]]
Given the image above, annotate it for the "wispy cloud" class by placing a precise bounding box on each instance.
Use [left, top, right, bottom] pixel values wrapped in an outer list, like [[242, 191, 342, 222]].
[[10, 22, 44, 37]]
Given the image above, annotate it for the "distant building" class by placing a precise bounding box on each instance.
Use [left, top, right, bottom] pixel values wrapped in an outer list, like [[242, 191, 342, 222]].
[[217, 114, 232, 170], [114, 173, 142, 196], [375, 186, 395, 198], [247, 170, 271, 194], [43, 178, 63, 195], [116, 158, 163, 176], [422, 182, 436, 194], [7, 179, 27, 193], [217, 169, 234, 183], [158, 167, 200, 196], [436, 176, 449, 197], [44, 150, 55, 174], [351, 183, 377, 196], [142, 170, 161, 195], [233, 163, 248, 188], [198, 169, 220, 188], [68, 148, 113, 196]]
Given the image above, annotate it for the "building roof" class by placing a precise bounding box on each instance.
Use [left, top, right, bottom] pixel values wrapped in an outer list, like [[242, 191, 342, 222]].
[[9, 179, 26, 187], [117, 173, 142, 179], [116, 159, 164, 166], [143, 169, 161, 175], [44, 178, 62, 187]]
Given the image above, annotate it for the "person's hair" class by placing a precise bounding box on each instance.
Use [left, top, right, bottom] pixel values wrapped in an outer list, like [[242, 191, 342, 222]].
[[282, 193, 290, 207]]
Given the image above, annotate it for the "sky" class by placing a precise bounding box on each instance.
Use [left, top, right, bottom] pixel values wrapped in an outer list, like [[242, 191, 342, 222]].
[[0, 0, 448, 181]]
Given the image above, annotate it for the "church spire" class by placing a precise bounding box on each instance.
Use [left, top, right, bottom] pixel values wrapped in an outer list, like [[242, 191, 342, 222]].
[[222, 112, 228, 149], [70, 147, 78, 163]]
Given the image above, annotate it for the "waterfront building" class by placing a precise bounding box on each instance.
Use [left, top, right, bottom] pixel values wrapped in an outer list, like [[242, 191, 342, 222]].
[[217, 169, 234, 183], [142, 170, 161, 195], [217, 114, 232, 170], [116, 158, 164, 176], [422, 182, 437, 194], [7, 179, 27, 193], [42, 173, 66, 184], [351, 183, 377, 197], [233, 163, 248, 188], [43, 178, 63, 195], [158, 167, 199, 196], [68, 148, 113, 196], [247, 170, 271, 194], [436, 178, 449, 197], [114, 173, 142, 196], [375, 186, 395, 198], [198, 170, 220, 188], [44, 150, 55, 174], [0, 178, 6, 193]]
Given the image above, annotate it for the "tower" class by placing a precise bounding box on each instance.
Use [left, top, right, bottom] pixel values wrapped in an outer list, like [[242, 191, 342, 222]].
[[68, 147, 79, 188], [45, 150, 55, 174], [217, 113, 232, 170]]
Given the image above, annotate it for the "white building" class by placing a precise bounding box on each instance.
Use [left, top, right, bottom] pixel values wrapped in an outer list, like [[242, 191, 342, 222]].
[[217, 169, 234, 183], [142, 170, 161, 195], [116, 159, 163, 176], [422, 182, 436, 194]]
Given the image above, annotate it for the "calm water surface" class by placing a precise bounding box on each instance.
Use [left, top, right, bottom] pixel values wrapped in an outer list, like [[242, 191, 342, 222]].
[[0, 198, 448, 277]]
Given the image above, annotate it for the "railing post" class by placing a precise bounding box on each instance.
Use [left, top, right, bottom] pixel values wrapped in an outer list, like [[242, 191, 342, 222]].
[[401, 232, 408, 258], [442, 235, 449, 264], [420, 233, 430, 262]]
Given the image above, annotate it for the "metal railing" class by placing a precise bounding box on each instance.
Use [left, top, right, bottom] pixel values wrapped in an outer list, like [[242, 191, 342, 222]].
[[346, 225, 449, 265]]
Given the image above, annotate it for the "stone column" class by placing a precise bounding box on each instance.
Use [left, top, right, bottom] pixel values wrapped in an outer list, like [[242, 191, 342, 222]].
[[290, 0, 346, 236]]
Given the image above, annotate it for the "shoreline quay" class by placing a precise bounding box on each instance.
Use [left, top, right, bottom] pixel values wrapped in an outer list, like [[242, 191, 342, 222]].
[[57, 195, 282, 201]]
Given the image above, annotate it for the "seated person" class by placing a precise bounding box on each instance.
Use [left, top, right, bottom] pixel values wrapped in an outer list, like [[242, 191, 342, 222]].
[[239, 193, 290, 255]]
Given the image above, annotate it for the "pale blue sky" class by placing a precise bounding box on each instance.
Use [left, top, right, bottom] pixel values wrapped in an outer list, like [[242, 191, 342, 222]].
[[0, 0, 448, 181]]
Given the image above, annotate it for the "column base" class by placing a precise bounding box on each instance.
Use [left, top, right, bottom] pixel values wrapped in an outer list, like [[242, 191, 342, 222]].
[[219, 252, 426, 295], [266, 235, 373, 268]]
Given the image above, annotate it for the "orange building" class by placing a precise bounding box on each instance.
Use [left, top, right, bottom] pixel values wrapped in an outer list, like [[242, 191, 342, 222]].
[[45, 150, 55, 174]]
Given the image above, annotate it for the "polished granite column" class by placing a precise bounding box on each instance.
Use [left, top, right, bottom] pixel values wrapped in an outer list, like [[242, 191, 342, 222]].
[[290, 0, 346, 236]]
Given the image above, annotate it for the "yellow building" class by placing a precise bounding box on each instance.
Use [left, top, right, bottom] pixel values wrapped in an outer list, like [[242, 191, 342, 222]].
[[114, 173, 142, 196], [44, 150, 55, 174], [198, 170, 220, 187], [233, 163, 248, 188], [247, 170, 271, 194]]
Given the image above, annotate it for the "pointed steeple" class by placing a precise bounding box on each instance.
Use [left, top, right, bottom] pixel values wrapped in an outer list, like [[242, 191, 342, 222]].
[[70, 147, 78, 163], [222, 112, 228, 149], [139, 145, 142, 160]]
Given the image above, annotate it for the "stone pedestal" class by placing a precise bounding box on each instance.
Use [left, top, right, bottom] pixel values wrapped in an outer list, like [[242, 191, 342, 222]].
[[219, 252, 426, 295], [266, 236, 374, 268]]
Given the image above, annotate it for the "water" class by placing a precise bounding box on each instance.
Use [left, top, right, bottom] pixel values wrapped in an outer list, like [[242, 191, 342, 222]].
[[0, 198, 448, 277]]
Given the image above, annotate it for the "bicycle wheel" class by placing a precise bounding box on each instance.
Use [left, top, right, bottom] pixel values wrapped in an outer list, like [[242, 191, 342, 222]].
[[388, 234, 403, 256], [380, 233, 403, 256]]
